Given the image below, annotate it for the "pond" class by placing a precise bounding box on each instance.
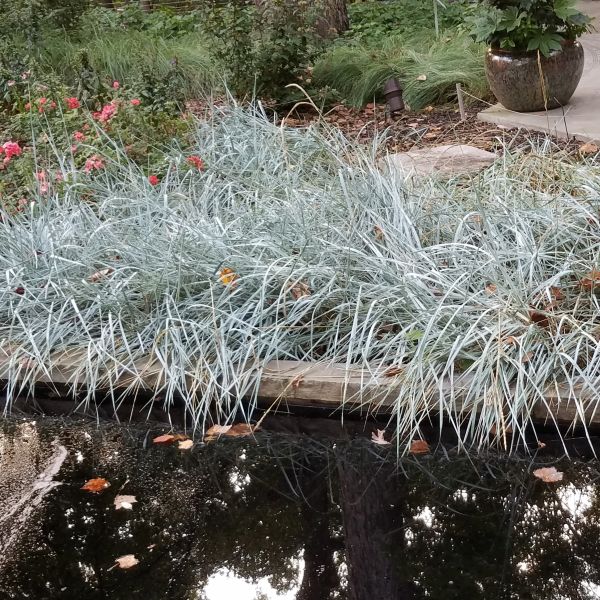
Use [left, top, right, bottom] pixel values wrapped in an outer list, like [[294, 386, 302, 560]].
[[1, 415, 600, 600]]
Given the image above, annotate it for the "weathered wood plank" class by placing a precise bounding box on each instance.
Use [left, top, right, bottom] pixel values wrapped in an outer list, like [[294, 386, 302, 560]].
[[0, 348, 599, 426]]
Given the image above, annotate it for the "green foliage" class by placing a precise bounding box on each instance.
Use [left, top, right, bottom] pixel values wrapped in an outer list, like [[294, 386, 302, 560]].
[[468, 0, 593, 56], [312, 34, 489, 109], [200, 0, 328, 99], [347, 0, 473, 43]]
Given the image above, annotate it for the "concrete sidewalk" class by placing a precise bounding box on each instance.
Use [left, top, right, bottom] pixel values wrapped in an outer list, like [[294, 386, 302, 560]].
[[478, 1, 600, 142]]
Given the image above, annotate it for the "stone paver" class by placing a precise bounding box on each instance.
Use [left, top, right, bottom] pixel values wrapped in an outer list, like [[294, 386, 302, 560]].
[[384, 144, 497, 177], [478, 1, 600, 142]]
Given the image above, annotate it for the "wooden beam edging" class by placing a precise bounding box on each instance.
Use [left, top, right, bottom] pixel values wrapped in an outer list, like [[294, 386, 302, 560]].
[[0, 348, 599, 426]]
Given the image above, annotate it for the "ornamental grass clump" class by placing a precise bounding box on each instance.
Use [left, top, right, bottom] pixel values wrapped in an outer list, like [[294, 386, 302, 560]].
[[2, 106, 600, 451]]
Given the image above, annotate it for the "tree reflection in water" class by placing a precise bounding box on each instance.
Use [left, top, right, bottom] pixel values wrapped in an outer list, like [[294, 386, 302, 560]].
[[1, 417, 600, 600]]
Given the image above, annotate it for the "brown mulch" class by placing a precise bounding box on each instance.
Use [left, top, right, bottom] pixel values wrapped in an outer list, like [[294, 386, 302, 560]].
[[278, 100, 584, 156], [187, 98, 592, 157]]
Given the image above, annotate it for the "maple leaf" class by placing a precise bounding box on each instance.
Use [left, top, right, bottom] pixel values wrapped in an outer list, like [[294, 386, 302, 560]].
[[114, 554, 139, 569], [114, 494, 137, 510], [218, 267, 238, 287], [81, 477, 111, 493], [371, 429, 391, 445], [178, 439, 194, 450], [533, 466, 563, 483], [409, 439, 430, 454]]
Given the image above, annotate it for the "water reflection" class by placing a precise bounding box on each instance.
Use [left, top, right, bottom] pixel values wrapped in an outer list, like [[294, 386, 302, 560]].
[[1, 417, 600, 599]]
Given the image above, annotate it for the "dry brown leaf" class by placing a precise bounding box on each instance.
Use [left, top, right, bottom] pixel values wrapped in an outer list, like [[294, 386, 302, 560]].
[[521, 351, 534, 363], [88, 267, 114, 283], [503, 336, 519, 347], [205, 424, 232, 437], [373, 225, 385, 241], [579, 142, 599, 155], [114, 494, 137, 510], [227, 423, 258, 437], [409, 439, 430, 454], [383, 365, 403, 377], [81, 477, 111, 493], [178, 439, 194, 450], [484, 283, 497, 295], [114, 554, 139, 570], [533, 466, 563, 483], [371, 429, 391, 445], [290, 282, 311, 300], [581, 269, 600, 291], [153, 434, 175, 445], [219, 267, 238, 287], [529, 308, 550, 328]]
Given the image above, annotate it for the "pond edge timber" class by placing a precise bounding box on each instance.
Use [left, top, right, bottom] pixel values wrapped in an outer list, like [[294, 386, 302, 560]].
[[0, 348, 597, 427]]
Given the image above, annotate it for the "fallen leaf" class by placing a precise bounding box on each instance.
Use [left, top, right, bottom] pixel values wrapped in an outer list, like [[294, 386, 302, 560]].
[[581, 269, 600, 291], [416, 74, 427, 81], [409, 439, 430, 454], [424, 105, 434, 112], [114, 494, 137, 510], [383, 365, 403, 377], [537, 441, 547, 449], [373, 225, 385, 241], [529, 308, 550, 328], [81, 477, 111, 493], [503, 336, 519, 347], [290, 281, 311, 300], [88, 267, 114, 283], [227, 423, 258, 437], [291, 374, 304, 389], [205, 424, 232, 437], [533, 466, 563, 483], [153, 434, 175, 445], [114, 554, 139, 569], [579, 142, 599, 155], [178, 439, 194, 450], [219, 267, 238, 287], [548, 286, 564, 302], [371, 429, 391, 445], [484, 283, 497, 295], [521, 351, 534, 363]]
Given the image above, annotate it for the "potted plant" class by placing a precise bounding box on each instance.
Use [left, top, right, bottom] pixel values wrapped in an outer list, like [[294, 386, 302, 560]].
[[469, 0, 593, 112]]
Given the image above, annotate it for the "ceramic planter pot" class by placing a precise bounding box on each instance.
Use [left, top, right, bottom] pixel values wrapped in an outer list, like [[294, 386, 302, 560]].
[[485, 41, 584, 112]]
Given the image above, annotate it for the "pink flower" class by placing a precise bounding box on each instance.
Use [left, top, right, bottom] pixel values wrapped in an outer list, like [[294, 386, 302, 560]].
[[187, 155, 205, 170], [38, 97, 47, 105], [65, 97, 80, 110], [148, 175, 160, 186], [2, 141, 22, 162], [112, 81, 120, 90], [84, 155, 105, 173], [70, 144, 78, 154], [24, 102, 31, 111], [49, 101, 57, 110], [35, 170, 47, 182], [73, 131, 86, 142], [93, 101, 117, 123], [130, 98, 141, 106]]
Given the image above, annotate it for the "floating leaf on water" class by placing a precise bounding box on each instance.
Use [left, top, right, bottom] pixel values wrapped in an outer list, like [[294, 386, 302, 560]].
[[114, 554, 139, 570], [533, 466, 563, 483], [81, 477, 110, 493], [114, 494, 137, 510], [178, 439, 194, 450], [409, 439, 430, 454], [371, 429, 391, 445]]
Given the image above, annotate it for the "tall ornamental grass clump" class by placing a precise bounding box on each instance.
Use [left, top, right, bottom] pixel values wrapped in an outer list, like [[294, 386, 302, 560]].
[[312, 34, 489, 109], [2, 107, 600, 451]]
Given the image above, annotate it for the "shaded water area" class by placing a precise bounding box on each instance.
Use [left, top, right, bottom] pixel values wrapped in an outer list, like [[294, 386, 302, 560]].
[[2, 416, 600, 599]]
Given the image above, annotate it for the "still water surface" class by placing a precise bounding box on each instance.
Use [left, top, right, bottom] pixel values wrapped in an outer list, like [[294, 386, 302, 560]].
[[1, 417, 600, 600]]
